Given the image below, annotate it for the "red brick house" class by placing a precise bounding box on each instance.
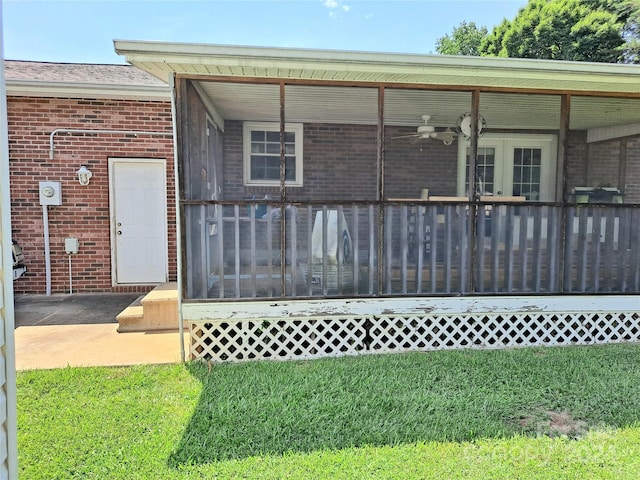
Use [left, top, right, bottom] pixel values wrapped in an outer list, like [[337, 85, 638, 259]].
[[115, 41, 640, 362], [6, 61, 177, 294]]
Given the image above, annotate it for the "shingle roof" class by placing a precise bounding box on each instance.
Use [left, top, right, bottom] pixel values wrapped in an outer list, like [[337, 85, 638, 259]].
[[4, 60, 166, 86]]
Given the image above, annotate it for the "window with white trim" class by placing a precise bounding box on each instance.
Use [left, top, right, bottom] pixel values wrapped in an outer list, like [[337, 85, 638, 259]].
[[243, 122, 303, 186]]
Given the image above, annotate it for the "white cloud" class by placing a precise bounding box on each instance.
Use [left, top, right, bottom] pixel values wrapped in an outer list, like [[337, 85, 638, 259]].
[[323, 0, 350, 17]]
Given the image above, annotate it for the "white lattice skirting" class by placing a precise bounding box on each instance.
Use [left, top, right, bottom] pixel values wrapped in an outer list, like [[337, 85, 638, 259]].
[[185, 296, 640, 362]]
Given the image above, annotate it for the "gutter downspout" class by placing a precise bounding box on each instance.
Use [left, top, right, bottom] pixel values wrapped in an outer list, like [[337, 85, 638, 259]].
[[168, 73, 186, 363]]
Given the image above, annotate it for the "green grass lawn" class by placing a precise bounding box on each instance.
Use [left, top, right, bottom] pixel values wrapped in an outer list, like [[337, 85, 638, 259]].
[[17, 344, 640, 479]]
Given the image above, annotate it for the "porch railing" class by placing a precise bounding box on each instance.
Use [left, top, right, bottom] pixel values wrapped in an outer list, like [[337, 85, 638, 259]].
[[183, 200, 640, 299]]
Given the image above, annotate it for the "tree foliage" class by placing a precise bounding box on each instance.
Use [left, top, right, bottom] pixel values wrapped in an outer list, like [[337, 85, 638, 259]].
[[435, 21, 488, 56], [436, 0, 640, 63], [614, 0, 640, 62], [480, 0, 626, 62]]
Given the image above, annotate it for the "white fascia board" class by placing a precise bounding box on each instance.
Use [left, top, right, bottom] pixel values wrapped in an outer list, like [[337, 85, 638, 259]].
[[113, 39, 639, 75], [114, 40, 640, 94], [6, 80, 170, 101]]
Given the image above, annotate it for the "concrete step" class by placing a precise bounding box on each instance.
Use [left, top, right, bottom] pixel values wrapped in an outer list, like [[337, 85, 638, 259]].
[[115, 305, 144, 332], [117, 283, 182, 333]]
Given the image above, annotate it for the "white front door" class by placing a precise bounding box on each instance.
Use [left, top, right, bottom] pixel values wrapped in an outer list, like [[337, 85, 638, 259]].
[[457, 134, 558, 201], [110, 159, 168, 284]]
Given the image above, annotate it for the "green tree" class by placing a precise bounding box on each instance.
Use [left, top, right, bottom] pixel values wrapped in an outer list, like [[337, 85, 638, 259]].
[[613, 0, 640, 62], [435, 21, 488, 56], [480, 0, 627, 62], [480, 19, 511, 57]]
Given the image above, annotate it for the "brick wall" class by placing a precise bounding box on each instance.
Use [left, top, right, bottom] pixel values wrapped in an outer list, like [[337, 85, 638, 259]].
[[384, 126, 458, 197], [222, 121, 458, 201], [587, 139, 621, 189], [8, 96, 176, 294], [587, 135, 640, 203], [625, 137, 640, 202], [564, 131, 640, 203], [564, 130, 588, 196]]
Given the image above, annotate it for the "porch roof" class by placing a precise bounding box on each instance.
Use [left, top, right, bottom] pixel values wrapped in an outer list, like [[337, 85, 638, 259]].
[[114, 40, 640, 95]]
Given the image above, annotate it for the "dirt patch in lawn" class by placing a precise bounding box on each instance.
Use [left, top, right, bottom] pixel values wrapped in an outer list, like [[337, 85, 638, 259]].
[[516, 409, 589, 439]]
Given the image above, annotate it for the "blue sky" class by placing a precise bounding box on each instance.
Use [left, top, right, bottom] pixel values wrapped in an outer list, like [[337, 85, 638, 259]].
[[3, 0, 527, 64]]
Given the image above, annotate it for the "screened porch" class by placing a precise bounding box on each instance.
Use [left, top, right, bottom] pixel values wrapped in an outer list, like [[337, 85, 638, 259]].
[[176, 78, 640, 301]]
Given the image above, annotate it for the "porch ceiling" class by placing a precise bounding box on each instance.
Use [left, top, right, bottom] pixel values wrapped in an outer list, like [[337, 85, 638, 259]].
[[115, 40, 640, 131], [195, 80, 640, 132]]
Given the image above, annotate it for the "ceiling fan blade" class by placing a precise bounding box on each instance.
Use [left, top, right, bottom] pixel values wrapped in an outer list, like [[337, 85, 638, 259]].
[[433, 130, 456, 140]]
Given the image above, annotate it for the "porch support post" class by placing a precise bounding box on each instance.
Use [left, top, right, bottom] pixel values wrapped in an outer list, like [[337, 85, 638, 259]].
[[619, 138, 628, 192], [467, 90, 481, 293], [377, 86, 385, 295], [279, 81, 287, 295], [557, 94, 571, 293], [556, 94, 571, 202], [175, 76, 192, 300], [468, 91, 479, 202]]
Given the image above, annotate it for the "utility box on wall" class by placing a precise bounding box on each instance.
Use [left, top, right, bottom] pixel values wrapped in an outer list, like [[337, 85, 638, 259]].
[[64, 237, 79, 254], [38, 181, 62, 206]]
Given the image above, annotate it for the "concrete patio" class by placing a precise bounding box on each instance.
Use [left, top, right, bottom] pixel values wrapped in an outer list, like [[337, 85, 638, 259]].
[[13, 293, 186, 370]]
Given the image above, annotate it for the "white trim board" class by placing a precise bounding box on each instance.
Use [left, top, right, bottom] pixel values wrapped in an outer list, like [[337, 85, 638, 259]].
[[183, 295, 640, 321], [587, 123, 640, 143]]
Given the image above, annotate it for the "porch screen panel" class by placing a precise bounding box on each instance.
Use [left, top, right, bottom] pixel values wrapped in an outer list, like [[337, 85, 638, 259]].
[[185, 201, 381, 299], [475, 204, 560, 293], [471, 92, 561, 202], [563, 204, 640, 293], [280, 84, 380, 297], [283, 84, 379, 202], [569, 96, 640, 204], [384, 89, 472, 200], [382, 89, 473, 295], [180, 81, 282, 299], [382, 203, 468, 295], [284, 203, 379, 297], [180, 81, 232, 298]]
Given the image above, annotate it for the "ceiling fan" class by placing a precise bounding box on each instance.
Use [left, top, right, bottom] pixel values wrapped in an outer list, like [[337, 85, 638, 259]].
[[391, 115, 457, 146]]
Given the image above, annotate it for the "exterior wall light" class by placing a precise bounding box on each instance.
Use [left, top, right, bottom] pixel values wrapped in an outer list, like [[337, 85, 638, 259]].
[[76, 165, 93, 186]]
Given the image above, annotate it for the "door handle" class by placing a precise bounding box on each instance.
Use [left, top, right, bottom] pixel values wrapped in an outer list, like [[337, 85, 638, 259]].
[[117, 230, 122, 235]]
